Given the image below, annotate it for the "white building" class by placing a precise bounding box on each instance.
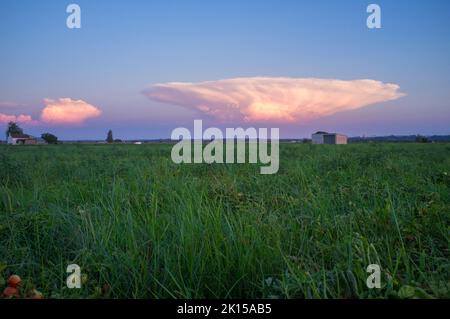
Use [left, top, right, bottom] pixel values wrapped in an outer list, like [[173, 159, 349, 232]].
[[7, 133, 38, 145], [312, 131, 348, 144]]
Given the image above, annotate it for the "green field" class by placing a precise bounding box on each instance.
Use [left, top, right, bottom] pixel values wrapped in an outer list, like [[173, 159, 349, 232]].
[[0, 143, 449, 298]]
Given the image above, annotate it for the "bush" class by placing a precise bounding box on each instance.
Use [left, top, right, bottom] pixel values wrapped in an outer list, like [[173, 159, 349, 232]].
[[415, 135, 430, 143]]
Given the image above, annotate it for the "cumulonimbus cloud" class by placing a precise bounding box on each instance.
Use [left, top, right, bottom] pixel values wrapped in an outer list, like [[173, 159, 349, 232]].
[[0, 98, 102, 125], [40, 98, 102, 125], [143, 77, 405, 123]]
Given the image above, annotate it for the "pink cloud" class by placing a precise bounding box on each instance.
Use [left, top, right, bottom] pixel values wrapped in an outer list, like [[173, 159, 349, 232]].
[[143, 77, 405, 123], [0, 113, 35, 124], [0, 98, 101, 126], [40, 98, 102, 125]]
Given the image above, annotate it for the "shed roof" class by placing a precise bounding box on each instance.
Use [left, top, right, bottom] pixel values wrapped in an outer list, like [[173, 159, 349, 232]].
[[9, 133, 32, 138]]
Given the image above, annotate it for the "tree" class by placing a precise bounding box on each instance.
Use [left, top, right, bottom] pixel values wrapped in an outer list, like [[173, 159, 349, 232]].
[[41, 133, 58, 144], [5, 122, 23, 140], [106, 130, 113, 143]]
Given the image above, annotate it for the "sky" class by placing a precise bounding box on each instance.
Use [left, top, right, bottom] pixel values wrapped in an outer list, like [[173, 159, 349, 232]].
[[0, 0, 449, 140]]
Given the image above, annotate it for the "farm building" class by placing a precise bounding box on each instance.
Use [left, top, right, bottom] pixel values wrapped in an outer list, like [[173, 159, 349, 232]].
[[312, 131, 348, 144], [7, 133, 39, 145]]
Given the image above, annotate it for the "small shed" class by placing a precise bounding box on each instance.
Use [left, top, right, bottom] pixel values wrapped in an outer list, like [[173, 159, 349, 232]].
[[312, 131, 348, 144]]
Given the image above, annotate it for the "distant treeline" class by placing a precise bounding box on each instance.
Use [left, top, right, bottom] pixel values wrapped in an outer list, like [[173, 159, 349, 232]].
[[2, 135, 450, 144], [348, 135, 450, 143]]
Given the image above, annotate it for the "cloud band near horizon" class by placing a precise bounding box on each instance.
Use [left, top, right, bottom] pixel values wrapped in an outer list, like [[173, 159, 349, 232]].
[[0, 98, 101, 125], [143, 77, 405, 123]]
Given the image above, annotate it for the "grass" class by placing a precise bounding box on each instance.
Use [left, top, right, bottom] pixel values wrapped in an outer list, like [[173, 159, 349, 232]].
[[0, 143, 449, 298]]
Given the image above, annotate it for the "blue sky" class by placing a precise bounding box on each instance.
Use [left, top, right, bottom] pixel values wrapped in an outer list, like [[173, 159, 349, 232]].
[[0, 0, 449, 139]]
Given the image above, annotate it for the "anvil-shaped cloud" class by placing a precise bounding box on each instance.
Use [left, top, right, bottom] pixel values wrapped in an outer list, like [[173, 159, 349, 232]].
[[0, 98, 101, 125], [143, 77, 405, 123]]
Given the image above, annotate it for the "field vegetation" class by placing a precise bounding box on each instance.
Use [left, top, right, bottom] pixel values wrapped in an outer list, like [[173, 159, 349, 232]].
[[0, 143, 449, 298]]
